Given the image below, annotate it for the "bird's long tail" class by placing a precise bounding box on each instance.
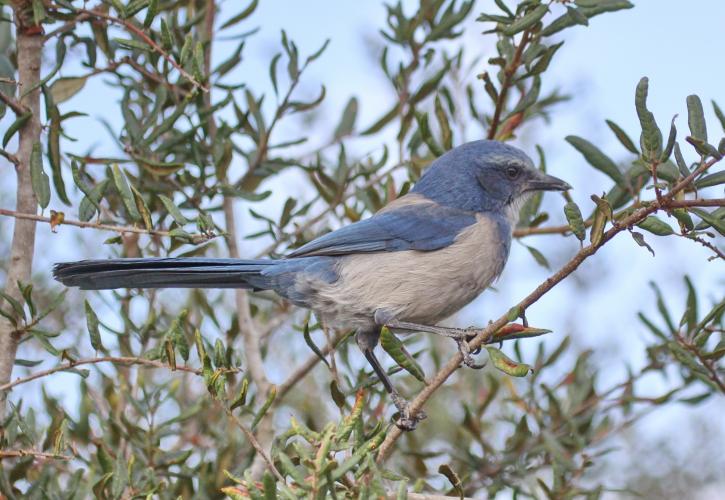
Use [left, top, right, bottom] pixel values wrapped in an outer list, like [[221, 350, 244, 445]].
[[53, 258, 279, 290]]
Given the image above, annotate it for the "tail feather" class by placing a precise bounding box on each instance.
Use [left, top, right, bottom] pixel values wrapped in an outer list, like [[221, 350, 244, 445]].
[[53, 258, 277, 290]]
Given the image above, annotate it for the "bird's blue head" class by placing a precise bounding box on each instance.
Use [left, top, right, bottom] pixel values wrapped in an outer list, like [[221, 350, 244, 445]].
[[411, 140, 571, 221]]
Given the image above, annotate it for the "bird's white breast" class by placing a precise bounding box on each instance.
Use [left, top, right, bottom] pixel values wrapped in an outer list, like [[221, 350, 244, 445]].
[[308, 213, 510, 330]]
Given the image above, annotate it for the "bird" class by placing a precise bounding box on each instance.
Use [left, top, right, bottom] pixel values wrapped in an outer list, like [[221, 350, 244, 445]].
[[54, 140, 571, 430]]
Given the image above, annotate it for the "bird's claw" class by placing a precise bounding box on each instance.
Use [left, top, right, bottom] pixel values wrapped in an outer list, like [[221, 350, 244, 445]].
[[391, 392, 426, 431], [456, 335, 486, 369]]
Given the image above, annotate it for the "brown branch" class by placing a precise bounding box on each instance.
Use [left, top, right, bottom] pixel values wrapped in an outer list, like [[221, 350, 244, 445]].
[[43, 11, 92, 40], [667, 198, 725, 208], [487, 30, 530, 140], [0, 22, 43, 417], [0, 449, 72, 461], [677, 334, 725, 394], [0, 356, 207, 392], [0, 88, 27, 115], [222, 405, 286, 484], [0, 148, 20, 165], [0, 207, 173, 237], [374, 157, 721, 463], [78, 8, 208, 92]]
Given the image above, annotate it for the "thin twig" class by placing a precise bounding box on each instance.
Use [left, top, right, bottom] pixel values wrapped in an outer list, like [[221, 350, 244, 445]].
[[374, 156, 721, 463], [0, 148, 20, 165], [677, 333, 725, 394], [0, 89, 28, 115], [223, 405, 286, 484], [0, 449, 72, 461], [667, 198, 725, 208], [0, 356, 207, 392], [0, 207, 172, 237], [487, 30, 530, 139], [78, 8, 208, 92]]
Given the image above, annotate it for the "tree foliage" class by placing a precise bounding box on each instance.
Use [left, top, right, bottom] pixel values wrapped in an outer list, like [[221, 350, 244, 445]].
[[0, 0, 723, 498]]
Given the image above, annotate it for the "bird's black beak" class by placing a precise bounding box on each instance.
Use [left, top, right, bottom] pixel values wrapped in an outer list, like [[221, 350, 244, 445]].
[[524, 171, 572, 192]]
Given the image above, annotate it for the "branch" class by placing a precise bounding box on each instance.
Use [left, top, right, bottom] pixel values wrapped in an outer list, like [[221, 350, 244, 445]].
[[666, 198, 725, 209], [222, 405, 286, 484], [0, 20, 43, 417], [0, 449, 71, 461], [487, 30, 530, 140], [0, 356, 211, 392], [78, 8, 208, 92], [375, 156, 721, 463], [0, 208, 215, 242], [0, 88, 27, 115]]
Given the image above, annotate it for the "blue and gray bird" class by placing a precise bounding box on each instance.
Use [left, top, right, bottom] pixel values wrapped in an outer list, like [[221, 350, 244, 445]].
[[54, 140, 570, 429]]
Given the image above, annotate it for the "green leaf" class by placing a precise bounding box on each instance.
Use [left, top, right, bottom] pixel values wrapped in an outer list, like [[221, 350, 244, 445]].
[[502, 4, 548, 36], [637, 216, 674, 236], [143, 0, 157, 27], [47, 106, 70, 205], [486, 346, 531, 377], [79, 180, 109, 222], [158, 194, 189, 226], [683, 276, 698, 334], [30, 142, 50, 209], [410, 62, 450, 104], [361, 103, 400, 135], [673, 142, 689, 177], [220, 0, 259, 30], [114, 37, 151, 52], [438, 464, 464, 500], [626, 231, 650, 262], [566, 135, 623, 184], [333, 96, 358, 139], [49, 76, 88, 104], [660, 115, 677, 162], [380, 327, 425, 382], [230, 379, 249, 411], [563, 201, 586, 241], [302, 321, 329, 368], [84, 300, 103, 351], [525, 245, 549, 269], [111, 164, 141, 221], [3, 111, 31, 148], [695, 170, 725, 189], [251, 385, 276, 431], [605, 119, 639, 154], [712, 100, 725, 133], [686, 94, 707, 143], [329, 380, 346, 408], [635, 77, 663, 159], [691, 208, 725, 235], [589, 205, 606, 246]]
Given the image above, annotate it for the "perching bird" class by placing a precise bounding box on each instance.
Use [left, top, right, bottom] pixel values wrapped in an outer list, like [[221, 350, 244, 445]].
[[54, 140, 570, 430]]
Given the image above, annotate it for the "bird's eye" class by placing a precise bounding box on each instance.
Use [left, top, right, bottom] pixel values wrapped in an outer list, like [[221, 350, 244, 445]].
[[505, 166, 520, 179]]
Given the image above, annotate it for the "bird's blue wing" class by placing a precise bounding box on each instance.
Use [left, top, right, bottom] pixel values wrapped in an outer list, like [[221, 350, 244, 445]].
[[287, 201, 476, 257]]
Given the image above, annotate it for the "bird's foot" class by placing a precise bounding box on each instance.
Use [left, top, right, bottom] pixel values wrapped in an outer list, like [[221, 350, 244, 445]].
[[455, 333, 486, 369], [391, 391, 426, 431]]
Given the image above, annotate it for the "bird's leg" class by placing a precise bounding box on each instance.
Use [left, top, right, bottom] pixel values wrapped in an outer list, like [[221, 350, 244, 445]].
[[355, 329, 426, 431], [373, 310, 485, 370]]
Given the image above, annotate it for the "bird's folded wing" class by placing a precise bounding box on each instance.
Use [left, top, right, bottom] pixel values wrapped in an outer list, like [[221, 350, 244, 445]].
[[287, 203, 476, 257]]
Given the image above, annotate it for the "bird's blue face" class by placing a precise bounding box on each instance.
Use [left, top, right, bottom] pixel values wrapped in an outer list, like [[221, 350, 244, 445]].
[[411, 140, 571, 216]]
